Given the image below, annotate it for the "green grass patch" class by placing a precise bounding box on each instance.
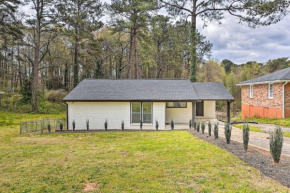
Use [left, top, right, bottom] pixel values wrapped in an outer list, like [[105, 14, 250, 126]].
[[0, 114, 288, 192], [234, 124, 265, 133], [233, 116, 290, 127], [283, 132, 290, 138], [0, 111, 65, 127]]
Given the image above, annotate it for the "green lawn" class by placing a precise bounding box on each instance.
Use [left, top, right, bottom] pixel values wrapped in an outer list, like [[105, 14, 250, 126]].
[[283, 132, 290, 138], [233, 116, 290, 127], [234, 124, 265, 133], [0, 113, 288, 192]]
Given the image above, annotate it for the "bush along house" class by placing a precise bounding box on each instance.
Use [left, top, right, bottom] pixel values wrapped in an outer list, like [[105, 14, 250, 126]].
[[237, 67, 290, 119], [63, 79, 234, 130]]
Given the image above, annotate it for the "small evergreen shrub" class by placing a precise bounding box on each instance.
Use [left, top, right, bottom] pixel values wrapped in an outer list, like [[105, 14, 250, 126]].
[[86, 119, 89, 130], [121, 120, 124, 131], [155, 120, 159, 130], [189, 119, 192, 129], [208, 121, 212, 136], [171, 120, 174, 130], [243, 123, 250, 151], [201, 122, 205, 134], [60, 123, 63, 131], [224, 122, 232, 144], [48, 123, 51, 133], [104, 119, 108, 130], [193, 121, 196, 130], [214, 123, 219, 139], [140, 120, 143, 130], [196, 122, 200, 132], [270, 127, 284, 163], [72, 120, 75, 131]]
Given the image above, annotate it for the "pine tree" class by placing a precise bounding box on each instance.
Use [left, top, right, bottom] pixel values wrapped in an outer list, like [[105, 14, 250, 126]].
[[56, 0, 103, 87], [108, 0, 159, 78], [161, 0, 290, 82]]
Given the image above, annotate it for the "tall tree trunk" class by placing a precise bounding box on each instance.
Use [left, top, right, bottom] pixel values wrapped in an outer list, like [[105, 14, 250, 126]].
[[31, 0, 41, 112], [132, 29, 138, 79], [190, 3, 197, 82], [73, 37, 79, 87], [64, 62, 68, 91], [127, 28, 134, 78]]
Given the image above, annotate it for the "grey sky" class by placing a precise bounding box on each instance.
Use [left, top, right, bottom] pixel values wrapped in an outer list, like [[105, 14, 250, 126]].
[[21, 0, 290, 64]]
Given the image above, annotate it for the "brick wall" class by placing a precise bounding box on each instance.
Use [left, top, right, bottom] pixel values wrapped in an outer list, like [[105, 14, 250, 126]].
[[284, 83, 290, 117], [241, 83, 284, 118]]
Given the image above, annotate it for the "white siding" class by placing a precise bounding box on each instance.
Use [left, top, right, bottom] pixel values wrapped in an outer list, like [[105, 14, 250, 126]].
[[165, 102, 192, 123], [67, 102, 165, 130], [203, 101, 216, 119], [165, 101, 216, 123], [196, 101, 216, 120]]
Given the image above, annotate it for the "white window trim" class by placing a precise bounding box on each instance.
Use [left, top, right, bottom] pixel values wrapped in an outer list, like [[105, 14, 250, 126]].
[[249, 85, 253, 98], [130, 102, 153, 125], [268, 83, 274, 99]]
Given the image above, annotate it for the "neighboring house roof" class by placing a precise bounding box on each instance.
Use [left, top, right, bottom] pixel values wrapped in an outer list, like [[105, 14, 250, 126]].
[[192, 82, 235, 101], [63, 79, 234, 102], [237, 67, 290, 85]]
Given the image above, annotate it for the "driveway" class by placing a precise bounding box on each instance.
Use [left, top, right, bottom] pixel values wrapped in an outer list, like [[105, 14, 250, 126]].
[[200, 121, 290, 157]]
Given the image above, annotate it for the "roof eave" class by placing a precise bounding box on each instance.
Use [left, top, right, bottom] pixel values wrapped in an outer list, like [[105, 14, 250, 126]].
[[236, 80, 289, 86]]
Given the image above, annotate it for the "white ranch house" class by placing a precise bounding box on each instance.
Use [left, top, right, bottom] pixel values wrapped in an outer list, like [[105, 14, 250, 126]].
[[63, 79, 234, 130]]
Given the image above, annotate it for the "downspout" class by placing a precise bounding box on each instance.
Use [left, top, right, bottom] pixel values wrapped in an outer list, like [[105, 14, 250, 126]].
[[282, 81, 289, 118]]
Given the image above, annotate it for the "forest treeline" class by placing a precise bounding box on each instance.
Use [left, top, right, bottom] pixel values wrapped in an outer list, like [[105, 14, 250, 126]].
[[0, 0, 289, 113]]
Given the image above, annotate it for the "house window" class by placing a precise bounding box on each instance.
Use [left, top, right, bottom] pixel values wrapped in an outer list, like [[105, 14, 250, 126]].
[[196, 101, 204, 116], [166, 102, 187, 108], [269, 84, 273, 99], [249, 85, 253, 98], [131, 102, 152, 124]]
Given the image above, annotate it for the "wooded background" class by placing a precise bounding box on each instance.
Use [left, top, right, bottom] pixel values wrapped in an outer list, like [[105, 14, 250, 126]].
[[0, 0, 289, 113]]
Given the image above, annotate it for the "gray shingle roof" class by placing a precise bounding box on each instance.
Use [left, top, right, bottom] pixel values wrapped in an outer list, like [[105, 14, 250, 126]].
[[237, 67, 290, 85], [64, 79, 198, 101], [63, 79, 234, 101], [192, 82, 234, 101]]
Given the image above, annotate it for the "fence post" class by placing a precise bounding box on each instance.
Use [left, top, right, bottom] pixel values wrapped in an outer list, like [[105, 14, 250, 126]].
[[41, 120, 44, 134]]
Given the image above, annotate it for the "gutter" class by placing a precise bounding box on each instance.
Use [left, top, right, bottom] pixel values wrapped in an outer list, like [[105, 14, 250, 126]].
[[282, 81, 289, 118], [236, 80, 289, 86]]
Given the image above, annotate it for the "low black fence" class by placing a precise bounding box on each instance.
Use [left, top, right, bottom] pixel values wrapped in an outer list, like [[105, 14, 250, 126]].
[[20, 118, 67, 134]]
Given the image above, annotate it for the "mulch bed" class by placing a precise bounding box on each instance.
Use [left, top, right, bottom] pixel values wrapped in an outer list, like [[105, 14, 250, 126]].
[[189, 130, 290, 188]]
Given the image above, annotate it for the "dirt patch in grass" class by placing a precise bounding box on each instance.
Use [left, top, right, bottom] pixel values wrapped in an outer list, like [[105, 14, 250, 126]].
[[189, 130, 290, 188], [83, 182, 99, 192]]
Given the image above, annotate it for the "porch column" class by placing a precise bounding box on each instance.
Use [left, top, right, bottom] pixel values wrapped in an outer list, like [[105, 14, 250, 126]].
[[192, 102, 196, 125], [227, 101, 231, 123]]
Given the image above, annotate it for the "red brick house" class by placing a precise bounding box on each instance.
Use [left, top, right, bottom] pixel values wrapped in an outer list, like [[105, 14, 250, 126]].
[[237, 67, 290, 119]]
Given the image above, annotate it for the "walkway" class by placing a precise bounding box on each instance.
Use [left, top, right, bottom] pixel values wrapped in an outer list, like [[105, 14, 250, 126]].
[[199, 121, 290, 157]]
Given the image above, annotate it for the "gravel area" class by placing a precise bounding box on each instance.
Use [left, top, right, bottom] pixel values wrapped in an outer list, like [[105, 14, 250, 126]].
[[189, 130, 290, 188]]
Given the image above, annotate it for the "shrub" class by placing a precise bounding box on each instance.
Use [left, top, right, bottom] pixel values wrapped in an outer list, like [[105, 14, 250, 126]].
[[171, 120, 174, 130], [46, 89, 67, 103], [208, 121, 212, 136], [189, 119, 192, 129], [224, 123, 232, 144], [72, 120, 75, 131], [121, 120, 124, 131], [243, 123, 250, 151], [140, 120, 143, 130], [201, 122, 205, 134], [270, 127, 284, 163], [104, 119, 108, 130], [193, 121, 196, 130], [86, 119, 89, 130], [60, 123, 63, 131], [155, 120, 159, 130], [214, 123, 219, 139], [48, 123, 51, 133], [196, 122, 200, 132]]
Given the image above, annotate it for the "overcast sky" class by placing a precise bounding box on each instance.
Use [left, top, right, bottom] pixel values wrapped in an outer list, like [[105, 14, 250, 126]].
[[21, 0, 290, 64]]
